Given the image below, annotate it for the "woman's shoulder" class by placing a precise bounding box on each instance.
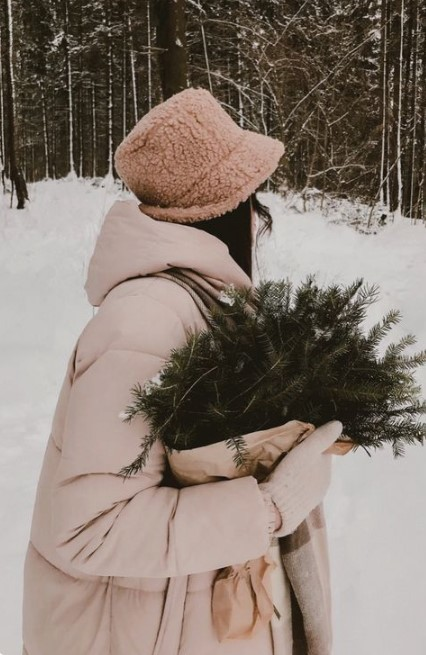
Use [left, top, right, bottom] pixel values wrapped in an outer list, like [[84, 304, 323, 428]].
[[74, 275, 205, 375]]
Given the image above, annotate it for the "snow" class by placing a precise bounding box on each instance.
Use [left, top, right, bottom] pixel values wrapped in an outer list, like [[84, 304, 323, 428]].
[[1, 179, 426, 654], [218, 286, 236, 305]]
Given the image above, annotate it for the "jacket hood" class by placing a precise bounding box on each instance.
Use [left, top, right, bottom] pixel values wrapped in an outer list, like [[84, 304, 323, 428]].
[[84, 199, 252, 307]]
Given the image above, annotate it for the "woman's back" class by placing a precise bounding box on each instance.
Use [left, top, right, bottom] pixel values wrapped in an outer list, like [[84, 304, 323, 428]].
[[22, 87, 336, 655], [22, 199, 276, 655]]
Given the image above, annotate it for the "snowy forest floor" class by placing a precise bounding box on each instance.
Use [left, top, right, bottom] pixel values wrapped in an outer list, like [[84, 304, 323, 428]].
[[1, 178, 426, 655]]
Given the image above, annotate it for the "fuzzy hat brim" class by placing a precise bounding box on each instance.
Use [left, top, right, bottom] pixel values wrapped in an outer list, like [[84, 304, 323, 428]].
[[137, 130, 284, 223]]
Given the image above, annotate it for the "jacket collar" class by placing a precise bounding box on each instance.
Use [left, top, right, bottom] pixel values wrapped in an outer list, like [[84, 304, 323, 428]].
[[84, 199, 252, 307]]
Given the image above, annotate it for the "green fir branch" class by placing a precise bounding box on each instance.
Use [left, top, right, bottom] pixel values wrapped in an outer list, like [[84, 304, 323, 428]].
[[118, 275, 426, 475]]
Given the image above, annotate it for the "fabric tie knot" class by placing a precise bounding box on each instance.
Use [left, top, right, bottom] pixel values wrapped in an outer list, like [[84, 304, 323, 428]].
[[211, 552, 277, 641]]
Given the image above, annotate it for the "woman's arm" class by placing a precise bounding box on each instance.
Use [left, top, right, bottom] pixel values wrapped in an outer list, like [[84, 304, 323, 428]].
[[51, 346, 271, 578]]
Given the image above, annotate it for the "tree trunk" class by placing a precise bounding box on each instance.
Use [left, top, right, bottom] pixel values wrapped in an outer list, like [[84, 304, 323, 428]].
[[77, 0, 84, 177], [38, 79, 50, 179], [389, 0, 403, 212], [420, 1, 426, 221], [236, 4, 244, 127], [0, 24, 5, 191], [64, 0, 76, 176], [128, 10, 138, 121], [122, 15, 127, 139], [379, 0, 389, 206], [2, 0, 28, 208], [155, 0, 188, 100], [407, 0, 419, 218], [396, 0, 405, 212], [147, 0, 153, 110], [91, 79, 97, 178], [106, 0, 114, 177]]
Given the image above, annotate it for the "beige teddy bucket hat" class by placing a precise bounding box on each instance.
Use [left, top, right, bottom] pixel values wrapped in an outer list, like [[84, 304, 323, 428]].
[[114, 87, 284, 223]]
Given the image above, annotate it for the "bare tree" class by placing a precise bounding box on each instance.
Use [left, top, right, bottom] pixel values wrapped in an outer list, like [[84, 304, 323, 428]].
[[1, 0, 28, 208]]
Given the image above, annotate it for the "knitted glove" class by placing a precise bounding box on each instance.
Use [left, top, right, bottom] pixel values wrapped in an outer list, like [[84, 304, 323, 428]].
[[259, 420, 343, 538]]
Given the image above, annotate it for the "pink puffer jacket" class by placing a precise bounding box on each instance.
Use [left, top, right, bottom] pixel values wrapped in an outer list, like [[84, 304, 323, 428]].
[[22, 199, 276, 655]]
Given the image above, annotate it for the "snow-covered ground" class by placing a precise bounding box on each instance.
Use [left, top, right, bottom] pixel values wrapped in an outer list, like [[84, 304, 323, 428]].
[[1, 178, 425, 655]]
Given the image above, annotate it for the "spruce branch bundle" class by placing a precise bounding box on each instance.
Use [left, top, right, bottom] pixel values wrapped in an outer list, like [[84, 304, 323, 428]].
[[119, 276, 426, 478]]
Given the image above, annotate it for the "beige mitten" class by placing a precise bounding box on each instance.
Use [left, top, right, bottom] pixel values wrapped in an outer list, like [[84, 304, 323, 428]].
[[259, 420, 343, 537]]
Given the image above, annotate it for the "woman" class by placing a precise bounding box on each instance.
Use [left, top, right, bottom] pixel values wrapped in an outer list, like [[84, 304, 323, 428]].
[[22, 87, 342, 655]]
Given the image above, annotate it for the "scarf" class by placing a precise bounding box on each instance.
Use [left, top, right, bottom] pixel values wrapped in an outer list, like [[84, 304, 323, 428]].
[[148, 267, 333, 655]]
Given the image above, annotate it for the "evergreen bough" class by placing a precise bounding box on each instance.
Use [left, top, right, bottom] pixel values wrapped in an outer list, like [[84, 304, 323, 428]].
[[119, 276, 426, 478]]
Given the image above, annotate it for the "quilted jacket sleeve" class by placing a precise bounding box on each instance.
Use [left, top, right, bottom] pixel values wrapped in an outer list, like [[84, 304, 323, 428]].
[[51, 300, 271, 578]]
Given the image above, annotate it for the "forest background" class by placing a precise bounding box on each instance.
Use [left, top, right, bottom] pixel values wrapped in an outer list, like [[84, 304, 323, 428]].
[[0, 0, 425, 220]]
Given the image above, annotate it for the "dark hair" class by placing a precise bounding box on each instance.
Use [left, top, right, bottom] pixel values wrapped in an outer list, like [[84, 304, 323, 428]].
[[191, 191, 273, 280]]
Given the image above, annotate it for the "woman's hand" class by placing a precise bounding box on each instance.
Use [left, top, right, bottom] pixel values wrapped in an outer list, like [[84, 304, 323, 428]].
[[259, 420, 343, 537]]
